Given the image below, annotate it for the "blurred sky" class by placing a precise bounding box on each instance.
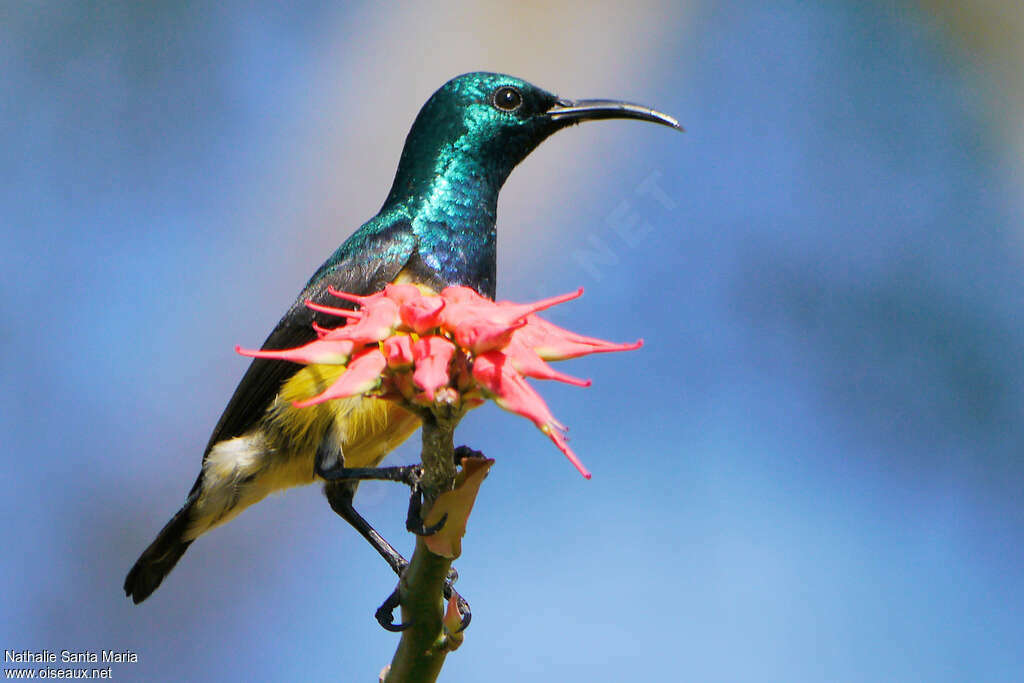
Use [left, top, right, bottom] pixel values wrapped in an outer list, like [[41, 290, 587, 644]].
[[3, 1, 1023, 681]]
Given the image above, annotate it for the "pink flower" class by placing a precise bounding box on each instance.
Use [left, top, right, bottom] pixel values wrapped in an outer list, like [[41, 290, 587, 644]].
[[237, 285, 641, 479]]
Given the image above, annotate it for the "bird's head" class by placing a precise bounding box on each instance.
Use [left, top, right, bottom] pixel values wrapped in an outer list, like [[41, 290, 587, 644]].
[[384, 72, 680, 206]]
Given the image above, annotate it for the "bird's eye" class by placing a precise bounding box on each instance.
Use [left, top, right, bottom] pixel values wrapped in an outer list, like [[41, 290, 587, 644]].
[[492, 86, 523, 112]]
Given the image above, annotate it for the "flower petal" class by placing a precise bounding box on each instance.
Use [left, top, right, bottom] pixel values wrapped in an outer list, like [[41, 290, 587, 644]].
[[494, 287, 583, 321], [292, 347, 387, 408], [312, 297, 401, 344], [412, 335, 456, 401], [383, 283, 425, 306], [503, 338, 591, 387], [325, 286, 386, 306], [515, 316, 643, 360], [399, 295, 446, 334], [452, 317, 525, 354], [471, 351, 591, 478], [235, 339, 354, 366], [382, 334, 414, 368], [304, 300, 363, 320], [439, 285, 486, 305]]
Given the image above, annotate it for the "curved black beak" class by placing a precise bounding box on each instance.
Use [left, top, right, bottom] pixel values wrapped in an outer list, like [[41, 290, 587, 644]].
[[547, 98, 683, 131]]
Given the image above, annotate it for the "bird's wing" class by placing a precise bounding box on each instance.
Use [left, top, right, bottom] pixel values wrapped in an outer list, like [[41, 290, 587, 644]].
[[200, 223, 418, 458]]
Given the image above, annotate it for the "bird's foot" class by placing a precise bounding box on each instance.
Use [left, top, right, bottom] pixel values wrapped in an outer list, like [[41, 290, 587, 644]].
[[314, 459, 422, 485], [315, 458, 450, 536], [374, 567, 470, 633], [316, 460, 448, 535]]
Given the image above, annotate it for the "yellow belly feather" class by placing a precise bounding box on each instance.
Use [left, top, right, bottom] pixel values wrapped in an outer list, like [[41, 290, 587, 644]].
[[189, 362, 421, 539], [273, 362, 420, 469]]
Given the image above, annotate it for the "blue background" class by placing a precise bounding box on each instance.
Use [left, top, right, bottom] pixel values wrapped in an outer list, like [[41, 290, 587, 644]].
[[3, 2, 1022, 681]]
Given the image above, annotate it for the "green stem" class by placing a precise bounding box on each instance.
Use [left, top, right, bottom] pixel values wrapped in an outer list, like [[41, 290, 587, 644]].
[[418, 409, 458, 503], [382, 409, 461, 683]]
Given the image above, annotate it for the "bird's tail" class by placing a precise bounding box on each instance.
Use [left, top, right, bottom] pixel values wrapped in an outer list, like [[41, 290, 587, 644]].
[[124, 500, 195, 604]]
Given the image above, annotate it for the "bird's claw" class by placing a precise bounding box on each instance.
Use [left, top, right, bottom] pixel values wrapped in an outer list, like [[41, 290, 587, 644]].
[[405, 472, 448, 536], [443, 582, 472, 633], [439, 568, 471, 633], [374, 570, 471, 633], [408, 511, 448, 536], [375, 587, 410, 632]]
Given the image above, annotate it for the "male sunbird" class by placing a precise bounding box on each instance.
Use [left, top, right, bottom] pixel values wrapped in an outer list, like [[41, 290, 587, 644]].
[[125, 72, 680, 608]]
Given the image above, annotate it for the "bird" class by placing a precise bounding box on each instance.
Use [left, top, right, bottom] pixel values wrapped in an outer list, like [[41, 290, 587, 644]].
[[124, 71, 680, 607]]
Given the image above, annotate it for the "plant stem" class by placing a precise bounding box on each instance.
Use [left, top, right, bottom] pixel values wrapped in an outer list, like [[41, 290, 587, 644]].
[[418, 409, 458, 503], [382, 409, 461, 683]]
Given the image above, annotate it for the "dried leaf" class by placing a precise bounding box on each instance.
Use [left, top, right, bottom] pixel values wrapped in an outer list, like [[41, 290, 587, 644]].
[[422, 457, 493, 558], [441, 593, 465, 651]]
